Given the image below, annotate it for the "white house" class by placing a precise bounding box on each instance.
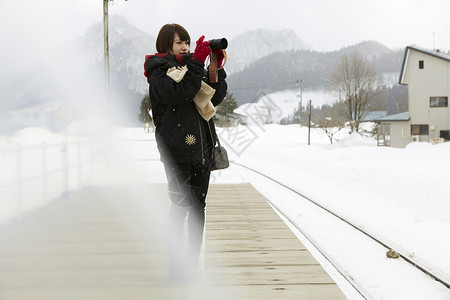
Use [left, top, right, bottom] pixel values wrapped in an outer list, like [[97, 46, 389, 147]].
[[376, 46, 450, 148]]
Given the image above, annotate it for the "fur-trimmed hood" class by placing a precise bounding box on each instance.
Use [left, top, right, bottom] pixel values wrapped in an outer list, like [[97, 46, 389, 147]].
[[144, 53, 194, 83]]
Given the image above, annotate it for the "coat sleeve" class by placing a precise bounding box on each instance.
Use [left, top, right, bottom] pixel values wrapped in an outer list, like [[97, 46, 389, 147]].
[[148, 59, 205, 107], [204, 68, 228, 107]]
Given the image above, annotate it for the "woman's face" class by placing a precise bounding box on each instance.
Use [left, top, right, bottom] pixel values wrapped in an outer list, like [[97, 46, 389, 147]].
[[170, 33, 190, 55]]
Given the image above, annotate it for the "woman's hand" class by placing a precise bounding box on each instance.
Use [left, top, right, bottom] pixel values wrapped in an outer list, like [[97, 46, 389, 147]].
[[212, 49, 225, 68], [193, 35, 210, 63]]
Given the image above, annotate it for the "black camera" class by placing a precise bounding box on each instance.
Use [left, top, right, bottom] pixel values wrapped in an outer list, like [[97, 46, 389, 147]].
[[209, 38, 228, 50]]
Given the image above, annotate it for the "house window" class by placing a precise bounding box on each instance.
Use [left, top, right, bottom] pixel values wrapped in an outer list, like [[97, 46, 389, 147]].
[[430, 96, 448, 107], [377, 124, 390, 146], [419, 60, 424, 69], [411, 124, 429, 135], [440, 130, 450, 141]]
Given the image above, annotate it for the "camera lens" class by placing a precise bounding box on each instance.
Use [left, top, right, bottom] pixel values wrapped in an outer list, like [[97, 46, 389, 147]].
[[209, 38, 228, 50]]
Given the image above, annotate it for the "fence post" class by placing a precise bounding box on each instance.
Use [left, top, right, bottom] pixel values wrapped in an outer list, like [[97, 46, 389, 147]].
[[42, 142, 48, 204], [77, 139, 82, 187], [89, 139, 94, 183], [16, 148, 23, 219], [61, 138, 69, 199]]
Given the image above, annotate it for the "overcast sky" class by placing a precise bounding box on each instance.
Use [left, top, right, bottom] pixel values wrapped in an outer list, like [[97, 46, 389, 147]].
[[2, 0, 450, 51], [1, 0, 449, 72], [108, 0, 450, 51]]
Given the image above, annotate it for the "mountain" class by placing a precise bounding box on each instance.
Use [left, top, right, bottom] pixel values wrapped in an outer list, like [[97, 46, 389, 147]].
[[227, 41, 405, 105], [76, 24, 311, 123], [77, 15, 156, 124], [336, 40, 393, 59], [2, 16, 407, 132], [225, 28, 310, 74], [76, 21, 404, 111], [79, 15, 156, 95]]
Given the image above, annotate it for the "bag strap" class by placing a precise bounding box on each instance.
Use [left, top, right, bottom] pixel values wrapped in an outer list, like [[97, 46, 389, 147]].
[[208, 52, 218, 83], [207, 121, 220, 148], [199, 112, 222, 164], [208, 50, 227, 83]]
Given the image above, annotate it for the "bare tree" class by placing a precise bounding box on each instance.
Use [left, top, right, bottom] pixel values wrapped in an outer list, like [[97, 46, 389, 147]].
[[312, 102, 346, 144], [330, 53, 378, 133]]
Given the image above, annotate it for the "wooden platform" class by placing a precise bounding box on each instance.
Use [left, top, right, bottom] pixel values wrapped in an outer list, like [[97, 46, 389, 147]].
[[204, 184, 346, 299], [0, 183, 346, 299]]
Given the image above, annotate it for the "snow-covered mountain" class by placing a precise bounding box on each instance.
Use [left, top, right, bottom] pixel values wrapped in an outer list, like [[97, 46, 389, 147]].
[[78, 15, 156, 95], [227, 42, 404, 105], [78, 24, 309, 92], [2, 15, 407, 132], [77, 19, 403, 108], [225, 28, 310, 74], [336, 40, 394, 59]]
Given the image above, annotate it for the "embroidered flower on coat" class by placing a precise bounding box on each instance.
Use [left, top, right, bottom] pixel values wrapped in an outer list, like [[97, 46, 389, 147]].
[[185, 134, 196, 145]]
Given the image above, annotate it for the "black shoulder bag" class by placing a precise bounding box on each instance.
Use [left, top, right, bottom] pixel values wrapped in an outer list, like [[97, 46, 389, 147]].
[[210, 133, 229, 171], [198, 116, 229, 171]]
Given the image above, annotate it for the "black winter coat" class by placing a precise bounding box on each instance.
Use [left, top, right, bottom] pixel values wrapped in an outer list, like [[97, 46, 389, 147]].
[[144, 53, 227, 168]]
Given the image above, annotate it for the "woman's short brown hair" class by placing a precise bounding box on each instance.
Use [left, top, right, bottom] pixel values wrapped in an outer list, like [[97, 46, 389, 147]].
[[156, 24, 191, 53]]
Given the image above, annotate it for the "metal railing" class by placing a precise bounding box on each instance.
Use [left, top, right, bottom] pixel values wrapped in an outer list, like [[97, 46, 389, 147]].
[[0, 137, 97, 223]]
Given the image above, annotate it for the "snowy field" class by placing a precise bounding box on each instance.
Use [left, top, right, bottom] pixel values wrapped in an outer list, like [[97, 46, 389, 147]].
[[216, 124, 450, 299], [234, 89, 337, 125], [1, 124, 450, 299]]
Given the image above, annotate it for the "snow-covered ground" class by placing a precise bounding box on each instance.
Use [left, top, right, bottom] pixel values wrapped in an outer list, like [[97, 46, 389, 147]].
[[1, 124, 450, 299], [234, 89, 337, 125], [215, 124, 450, 299]]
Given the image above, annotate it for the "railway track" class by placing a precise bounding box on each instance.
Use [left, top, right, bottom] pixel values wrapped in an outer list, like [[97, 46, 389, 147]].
[[231, 161, 450, 299]]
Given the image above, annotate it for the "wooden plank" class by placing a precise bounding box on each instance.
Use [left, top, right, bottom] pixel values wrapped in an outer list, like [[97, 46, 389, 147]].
[[205, 264, 336, 285], [205, 184, 347, 299], [206, 250, 318, 266], [205, 228, 298, 240], [201, 284, 347, 300]]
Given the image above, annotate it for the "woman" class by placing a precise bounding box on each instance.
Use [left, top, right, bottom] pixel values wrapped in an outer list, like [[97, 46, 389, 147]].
[[144, 24, 227, 282]]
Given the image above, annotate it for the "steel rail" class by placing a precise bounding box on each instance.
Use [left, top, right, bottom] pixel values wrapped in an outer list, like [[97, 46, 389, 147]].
[[232, 161, 450, 291]]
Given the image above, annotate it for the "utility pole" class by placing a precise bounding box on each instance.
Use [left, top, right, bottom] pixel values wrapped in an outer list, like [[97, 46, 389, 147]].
[[297, 79, 303, 125], [103, 0, 128, 124], [433, 32, 435, 50], [298, 79, 303, 112], [103, 0, 111, 123], [308, 100, 312, 145]]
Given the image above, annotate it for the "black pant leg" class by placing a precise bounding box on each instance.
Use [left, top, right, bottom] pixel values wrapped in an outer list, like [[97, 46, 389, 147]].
[[187, 165, 211, 260]]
